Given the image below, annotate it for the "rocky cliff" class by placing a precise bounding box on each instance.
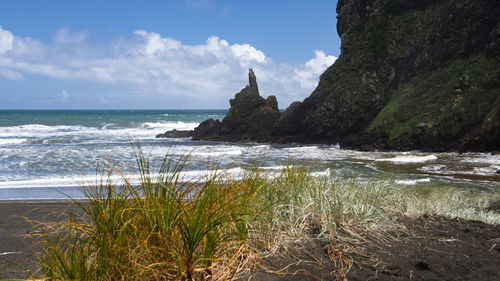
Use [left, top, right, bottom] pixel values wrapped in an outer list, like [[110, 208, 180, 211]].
[[163, 0, 500, 152], [190, 69, 281, 142], [276, 0, 500, 151]]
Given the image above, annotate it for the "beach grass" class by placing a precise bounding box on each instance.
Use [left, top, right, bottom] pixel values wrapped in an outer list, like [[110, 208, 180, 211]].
[[13, 147, 500, 280]]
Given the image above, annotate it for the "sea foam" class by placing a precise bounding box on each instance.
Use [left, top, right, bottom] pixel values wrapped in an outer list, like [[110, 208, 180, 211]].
[[192, 150, 243, 156], [0, 122, 200, 141], [377, 154, 438, 163], [0, 167, 247, 189], [0, 138, 27, 145], [396, 178, 431, 185]]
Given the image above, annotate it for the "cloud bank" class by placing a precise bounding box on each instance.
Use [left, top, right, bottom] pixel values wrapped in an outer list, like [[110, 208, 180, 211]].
[[0, 26, 336, 108]]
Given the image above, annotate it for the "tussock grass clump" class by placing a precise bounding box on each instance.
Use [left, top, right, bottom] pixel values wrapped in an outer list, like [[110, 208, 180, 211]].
[[25, 147, 500, 280], [401, 186, 500, 224], [260, 174, 402, 243], [30, 148, 278, 281]]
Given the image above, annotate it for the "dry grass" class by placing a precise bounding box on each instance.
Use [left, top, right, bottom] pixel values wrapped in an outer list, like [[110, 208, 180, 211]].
[[16, 146, 500, 280]]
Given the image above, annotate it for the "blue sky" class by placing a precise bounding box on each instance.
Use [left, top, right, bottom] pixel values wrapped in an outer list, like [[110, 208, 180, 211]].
[[0, 0, 340, 109]]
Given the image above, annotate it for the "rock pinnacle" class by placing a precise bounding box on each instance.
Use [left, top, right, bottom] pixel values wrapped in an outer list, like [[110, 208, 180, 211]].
[[248, 68, 258, 92]]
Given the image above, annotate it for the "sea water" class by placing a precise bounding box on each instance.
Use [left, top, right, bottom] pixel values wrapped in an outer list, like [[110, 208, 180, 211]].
[[0, 110, 498, 200]]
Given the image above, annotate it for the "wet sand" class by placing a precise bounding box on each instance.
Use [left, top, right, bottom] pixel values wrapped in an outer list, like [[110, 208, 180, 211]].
[[0, 200, 83, 279]]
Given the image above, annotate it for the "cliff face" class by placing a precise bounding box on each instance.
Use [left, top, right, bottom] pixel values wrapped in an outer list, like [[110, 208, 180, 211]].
[[185, 0, 499, 151], [277, 0, 500, 151]]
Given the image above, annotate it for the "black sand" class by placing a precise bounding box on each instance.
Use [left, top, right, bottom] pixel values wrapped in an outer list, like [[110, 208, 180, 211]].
[[1, 202, 499, 280], [0, 200, 82, 279], [245, 215, 500, 281]]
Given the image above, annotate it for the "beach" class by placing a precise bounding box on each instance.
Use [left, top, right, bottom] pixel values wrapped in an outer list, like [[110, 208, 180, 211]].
[[244, 215, 500, 281], [0, 110, 499, 280], [1, 0, 498, 279], [0, 200, 83, 279], [1, 201, 499, 280]]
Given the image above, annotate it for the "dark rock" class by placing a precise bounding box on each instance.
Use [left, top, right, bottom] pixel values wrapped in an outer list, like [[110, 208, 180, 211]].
[[191, 118, 222, 140], [248, 68, 258, 92], [174, 0, 500, 152], [486, 23, 500, 59], [193, 69, 281, 142], [220, 71, 266, 136], [156, 129, 193, 138], [274, 102, 302, 136], [275, 0, 500, 152]]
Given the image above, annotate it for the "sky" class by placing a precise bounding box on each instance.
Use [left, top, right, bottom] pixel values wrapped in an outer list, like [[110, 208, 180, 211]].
[[0, 0, 341, 109]]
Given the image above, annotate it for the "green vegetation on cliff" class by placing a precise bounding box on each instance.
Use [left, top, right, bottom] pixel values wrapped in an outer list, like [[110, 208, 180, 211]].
[[275, 0, 500, 151], [368, 54, 500, 148]]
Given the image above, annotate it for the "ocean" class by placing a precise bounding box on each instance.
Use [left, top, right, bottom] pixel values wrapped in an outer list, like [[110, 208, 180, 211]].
[[0, 110, 498, 200]]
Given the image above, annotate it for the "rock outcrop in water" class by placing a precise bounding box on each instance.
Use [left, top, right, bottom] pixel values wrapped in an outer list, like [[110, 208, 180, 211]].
[[158, 69, 281, 142], [211, 68, 280, 142], [156, 129, 193, 138], [160, 0, 500, 152]]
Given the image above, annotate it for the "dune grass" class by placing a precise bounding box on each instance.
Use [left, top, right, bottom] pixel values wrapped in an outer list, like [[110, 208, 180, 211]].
[[16, 147, 500, 280]]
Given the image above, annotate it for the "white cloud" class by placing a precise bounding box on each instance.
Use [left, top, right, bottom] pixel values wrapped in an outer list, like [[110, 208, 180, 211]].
[[54, 28, 88, 45], [230, 43, 266, 64], [306, 50, 337, 73], [133, 30, 181, 56], [0, 26, 14, 54], [0, 27, 337, 108], [294, 50, 337, 89]]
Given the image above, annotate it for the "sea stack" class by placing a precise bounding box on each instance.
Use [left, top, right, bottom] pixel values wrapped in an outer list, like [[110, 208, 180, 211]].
[[191, 69, 281, 141], [157, 69, 282, 141]]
